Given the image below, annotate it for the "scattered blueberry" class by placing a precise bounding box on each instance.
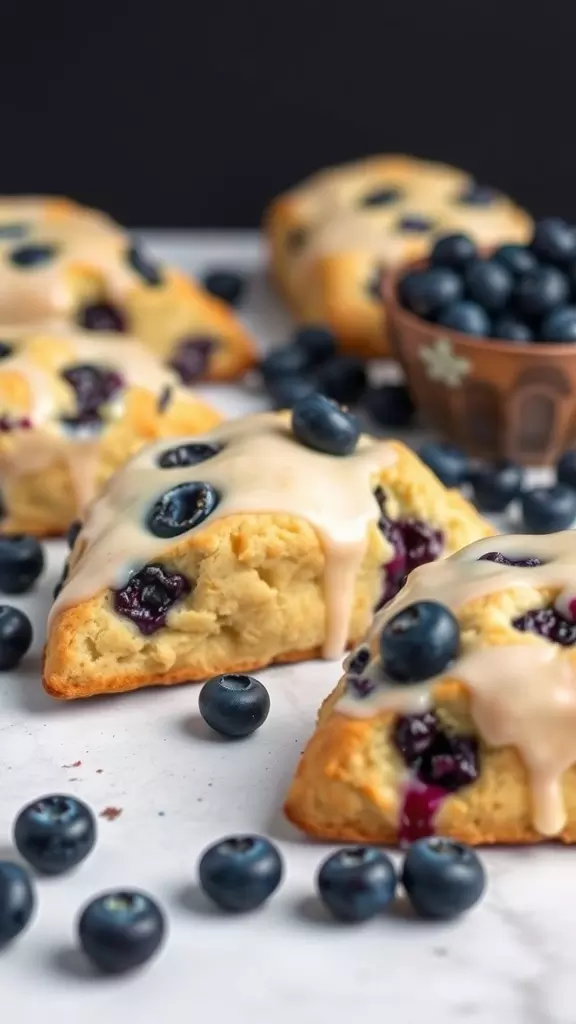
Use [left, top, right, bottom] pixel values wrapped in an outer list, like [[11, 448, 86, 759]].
[[66, 520, 82, 549], [316, 356, 367, 405], [157, 442, 222, 469], [515, 266, 570, 319], [457, 181, 496, 206], [531, 217, 576, 266], [491, 315, 533, 343], [198, 835, 283, 912], [557, 449, 576, 489], [436, 300, 490, 336], [470, 460, 524, 513], [9, 244, 58, 268], [363, 383, 415, 429], [126, 243, 163, 286], [521, 485, 576, 533], [78, 890, 166, 974], [146, 482, 220, 538], [78, 302, 126, 332], [541, 306, 576, 342], [0, 534, 44, 594], [380, 601, 460, 683], [267, 375, 318, 409], [199, 674, 270, 738], [14, 795, 96, 876], [402, 836, 486, 920], [0, 861, 35, 946], [317, 848, 397, 922], [398, 216, 434, 233], [260, 344, 310, 381], [292, 394, 359, 456], [418, 442, 468, 487], [114, 563, 191, 635], [0, 606, 32, 669], [399, 268, 462, 319], [492, 244, 537, 278], [360, 186, 402, 207], [202, 269, 245, 306], [513, 606, 576, 645], [464, 260, 513, 313], [430, 233, 477, 271], [169, 337, 216, 383], [293, 324, 337, 366]]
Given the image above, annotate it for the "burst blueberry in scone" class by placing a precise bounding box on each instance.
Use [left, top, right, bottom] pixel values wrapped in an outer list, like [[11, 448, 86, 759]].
[[0, 195, 255, 381], [265, 155, 532, 358], [0, 326, 221, 536], [285, 533, 576, 846], [42, 407, 492, 699]]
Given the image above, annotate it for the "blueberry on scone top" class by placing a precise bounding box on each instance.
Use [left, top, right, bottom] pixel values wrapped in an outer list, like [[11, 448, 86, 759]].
[[9, 243, 59, 268], [146, 482, 220, 538], [380, 600, 460, 683], [169, 337, 216, 383], [157, 442, 222, 469], [291, 393, 360, 456]]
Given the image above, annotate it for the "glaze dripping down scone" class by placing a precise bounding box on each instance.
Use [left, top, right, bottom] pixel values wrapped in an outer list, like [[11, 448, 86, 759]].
[[43, 412, 491, 699], [285, 533, 576, 846], [0, 326, 221, 536], [0, 195, 255, 381], [265, 155, 532, 358]]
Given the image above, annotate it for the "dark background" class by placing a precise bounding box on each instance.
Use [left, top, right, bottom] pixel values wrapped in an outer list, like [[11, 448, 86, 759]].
[[2, 4, 572, 227]]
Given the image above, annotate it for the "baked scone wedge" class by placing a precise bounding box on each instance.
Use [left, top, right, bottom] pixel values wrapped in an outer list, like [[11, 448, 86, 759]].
[[0, 326, 221, 536], [0, 194, 256, 381], [43, 410, 492, 699], [285, 533, 576, 846], [265, 155, 532, 358]]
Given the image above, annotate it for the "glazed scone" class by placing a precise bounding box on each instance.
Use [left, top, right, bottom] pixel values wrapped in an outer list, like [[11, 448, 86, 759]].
[[43, 411, 492, 699], [285, 534, 576, 846], [265, 156, 532, 358], [0, 195, 256, 381], [0, 326, 221, 536]]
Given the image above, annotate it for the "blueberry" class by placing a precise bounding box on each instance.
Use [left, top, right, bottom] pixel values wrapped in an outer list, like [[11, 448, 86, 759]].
[[146, 482, 220, 538], [78, 302, 126, 332], [293, 324, 337, 366], [126, 243, 163, 286], [436, 300, 490, 336], [9, 244, 58, 268], [0, 606, 32, 670], [359, 186, 402, 207], [199, 673, 270, 738], [78, 890, 166, 974], [470, 460, 524, 513], [363, 383, 415, 429], [399, 268, 462, 319], [292, 394, 359, 456], [430, 233, 477, 271], [491, 315, 533, 343], [531, 217, 576, 266], [402, 836, 486, 920], [515, 266, 570, 318], [202, 269, 245, 306], [260, 344, 310, 380], [66, 520, 82, 549], [513, 606, 576, 646], [521, 485, 576, 533], [541, 306, 576, 342], [479, 551, 542, 567], [316, 356, 367, 405], [0, 340, 14, 359], [557, 449, 576, 489], [0, 534, 44, 594], [61, 364, 124, 424], [14, 795, 96, 876], [199, 835, 283, 911], [418, 441, 468, 487], [380, 600, 460, 683], [464, 260, 513, 313], [492, 244, 537, 278], [457, 181, 496, 206], [169, 337, 216, 383], [398, 216, 434, 233], [0, 862, 35, 946], [317, 848, 397, 922], [114, 563, 191, 635], [53, 560, 69, 601], [157, 442, 222, 469], [266, 375, 318, 410]]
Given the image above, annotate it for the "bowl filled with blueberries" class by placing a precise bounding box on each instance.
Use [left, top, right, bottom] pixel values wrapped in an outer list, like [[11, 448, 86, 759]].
[[384, 217, 576, 465]]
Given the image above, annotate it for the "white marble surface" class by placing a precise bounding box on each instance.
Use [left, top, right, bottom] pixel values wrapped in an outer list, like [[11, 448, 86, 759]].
[[0, 234, 570, 1024]]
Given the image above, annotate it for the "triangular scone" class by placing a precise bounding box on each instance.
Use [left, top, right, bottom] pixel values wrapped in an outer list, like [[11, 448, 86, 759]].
[[0, 195, 255, 381], [0, 326, 221, 536], [265, 155, 532, 358], [286, 533, 576, 846], [43, 412, 492, 699]]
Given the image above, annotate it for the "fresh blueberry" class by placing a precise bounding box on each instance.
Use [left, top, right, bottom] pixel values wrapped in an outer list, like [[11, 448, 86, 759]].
[[492, 244, 537, 278], [0, 862, 35, 946], [126, 243, 163, 286], [66, 520, 82, 549], [402, 836, 486, 920], [418, 441, 468, 487], [266, 375, 318, 410], [491, 315, 533, 343], [470, 460, 524, 513], [464, 260, 513, 313], [198, 835, 283, 912], [293, 324, 337, 366], [78, 890, 166, 974], [0, 534, 44, 594], [399, 268, 462, 319], [515, 266, 570, 318], [260, 344, 310, 381], [14, 795, 96, 876], [114, 563, 191, 634], [363, 383, 415, 429], [531, 217, 576, 266], [78, 303, 126, 332], [146, 482, 220, 538], [169, 337, 216, 383], [457, 181, 496, 206], [199, 674, 270, 738], [380, 601, 460, 683], [557, 449, 576, 489], [292, 394, 359, 456], [430, 233, 477, 271], [9, 244, 58, 268], [398, 216, 434, 233], [317, 848, 397, 922], [157, 442, 222, 469], [359, 186, 402, 207], [316, 356, 367, 405], [541, 306, 576, 342], [202, 269, 245, 306], [436, 300, 490, 335], [521, 485, 576, 533], [0, 606, 32, 670]]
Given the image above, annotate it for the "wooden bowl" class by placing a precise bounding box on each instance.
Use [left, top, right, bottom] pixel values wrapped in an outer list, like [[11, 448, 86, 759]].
[[383, 261, 576, 466]]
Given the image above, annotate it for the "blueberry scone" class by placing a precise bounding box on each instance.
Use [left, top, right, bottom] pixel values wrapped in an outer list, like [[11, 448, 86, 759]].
[[265, 156, 532, 358], [0, 326, 221, 536], [43, 410, 492, 699], [285, 534, 576, 846], [0, 195, 256, 381]]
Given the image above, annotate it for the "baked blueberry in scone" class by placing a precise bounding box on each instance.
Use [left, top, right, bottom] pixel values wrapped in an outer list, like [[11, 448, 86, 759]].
[[0, 326, 221, 536], [0, 195, 255, 381], [43, 405, 492, 699], [285, 532, 576, 846], [265, 155, 532, 358]]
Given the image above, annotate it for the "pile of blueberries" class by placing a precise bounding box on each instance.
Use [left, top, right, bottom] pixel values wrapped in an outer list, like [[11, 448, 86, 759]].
[[399, 217, 576, 342]]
